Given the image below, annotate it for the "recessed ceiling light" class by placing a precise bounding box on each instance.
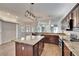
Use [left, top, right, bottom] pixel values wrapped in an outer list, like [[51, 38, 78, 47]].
[[7, 13, 10, 15], [16, 16, 18, 18]]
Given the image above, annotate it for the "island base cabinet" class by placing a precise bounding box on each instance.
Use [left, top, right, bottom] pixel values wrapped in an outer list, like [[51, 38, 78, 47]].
[[33, 39, 44, 56], [33, 43, 39, 56], [15, 42, 33, 56], [15, 39, 44, 56], [38, 39, 44, 55]]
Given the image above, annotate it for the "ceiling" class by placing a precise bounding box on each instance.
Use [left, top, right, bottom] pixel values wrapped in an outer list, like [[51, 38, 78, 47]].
[[0, 3, 76, 23]]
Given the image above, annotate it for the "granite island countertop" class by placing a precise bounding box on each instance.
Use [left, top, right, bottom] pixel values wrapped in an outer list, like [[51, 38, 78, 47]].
[[12, 36, 44, 46]]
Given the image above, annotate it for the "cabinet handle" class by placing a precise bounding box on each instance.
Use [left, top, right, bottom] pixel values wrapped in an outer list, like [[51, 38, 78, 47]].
[[22, 46, 24, 50]]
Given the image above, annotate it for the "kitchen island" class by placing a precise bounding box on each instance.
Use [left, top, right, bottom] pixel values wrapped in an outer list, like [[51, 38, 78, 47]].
[[0, 36, 44, 56]]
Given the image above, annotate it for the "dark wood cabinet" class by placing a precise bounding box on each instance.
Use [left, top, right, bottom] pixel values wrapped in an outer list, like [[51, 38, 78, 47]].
[[62, 41, 75, 56], [33, 43, 39, 56], [64, 44, 70, 56], [43, 35, 59, 45], [62, 4, 79, 29], [62, 41, 74, 56], [33, 39, 44, 56], [61, 4, 79, 30], [38, 39, 44, 55], [15, 38, 44, 56], [70, 52, 75, 56], [73, 5, 79, 27], [16, 42, 33, 56], [16, 42, 23, 56]]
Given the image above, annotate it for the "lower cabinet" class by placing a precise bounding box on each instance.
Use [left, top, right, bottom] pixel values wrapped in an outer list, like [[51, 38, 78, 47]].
[[33, 43, 39, 56], [62, 41, 74, 56], [64, 44, 71, 56], [33, 39, 44, 56], [38, 39, 44, 55], [43, 35, 59, 45], [70, 52, 75, 56], [16, 42, 33, 56], [15, 39, 44, 56]]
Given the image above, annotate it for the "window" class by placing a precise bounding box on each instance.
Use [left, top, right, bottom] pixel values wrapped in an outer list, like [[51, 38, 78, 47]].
[[50, 25, 58, 33], [51, 25, 54, 32], [26, 25, 30, 32], [20, 26, 25, 32], [53, 25, 58, 33], [41, 26, 45, 32], [40, 24, 46, 32]]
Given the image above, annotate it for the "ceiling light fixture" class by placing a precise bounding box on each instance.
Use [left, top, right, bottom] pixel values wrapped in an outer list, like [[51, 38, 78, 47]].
[[16, 16, 18, 19], [25, 3, 36, 20], [7, 13, 10, 15]]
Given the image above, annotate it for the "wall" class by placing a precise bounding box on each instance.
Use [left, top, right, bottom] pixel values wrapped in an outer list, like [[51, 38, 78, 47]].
[[1, 21, 16, 44], [16, 24, 19, 39], [0, 21, 2, 44]]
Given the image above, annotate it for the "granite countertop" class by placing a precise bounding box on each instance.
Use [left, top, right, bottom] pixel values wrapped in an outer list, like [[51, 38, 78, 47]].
[[42, 33, 66, 36], [62, 36, 79, 56], [12, 36, 44, 46]]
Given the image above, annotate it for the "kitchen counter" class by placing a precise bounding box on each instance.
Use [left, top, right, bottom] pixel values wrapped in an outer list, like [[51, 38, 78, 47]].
[[62, 36, 79, 56], [32, 32, 66, 36], [42, 33, 66, 36], [12, 36, 44, 46]]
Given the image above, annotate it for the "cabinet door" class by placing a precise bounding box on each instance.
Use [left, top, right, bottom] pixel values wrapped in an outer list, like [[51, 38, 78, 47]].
[[64, 44, 70, 56], [44, 35, 59, 45], [33, 43, 39, 56], [73, 7, 77, 27], [33, 39, 44, 56], [16, 42, 33, 56], [73, 6, 79, 27], [16, 42, 23, 56], [20, 44, 33, 56], [77, 6, 79, 26], [38, 39, 44, 56], [49, 36, 59, 45], [43, 35, 49, 43]]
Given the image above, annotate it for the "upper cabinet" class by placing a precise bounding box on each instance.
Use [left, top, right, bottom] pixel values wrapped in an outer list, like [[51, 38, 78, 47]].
[[73, 5, 79, 27], [61, 13, 72, 30], [62, 4, 79, 31]]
